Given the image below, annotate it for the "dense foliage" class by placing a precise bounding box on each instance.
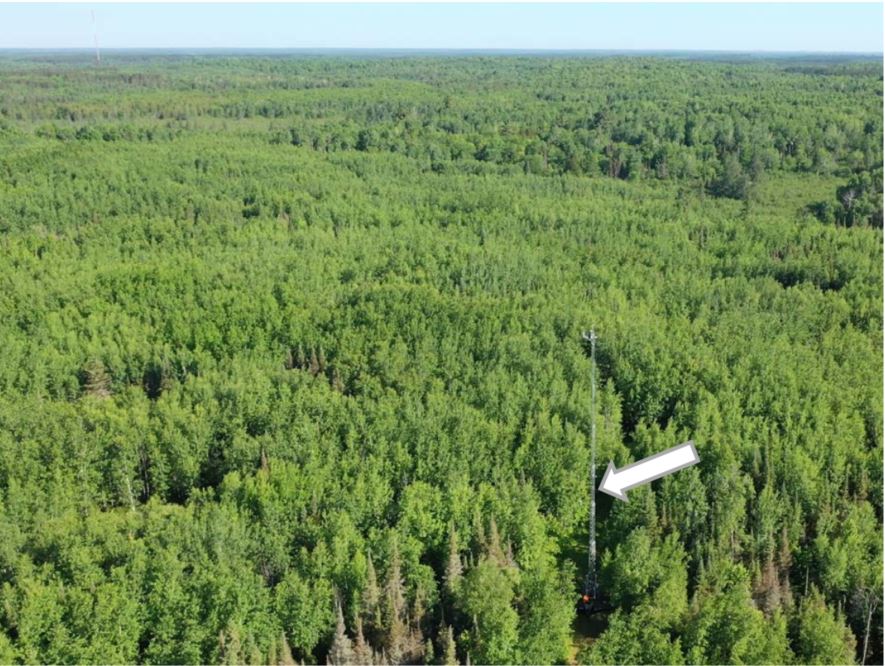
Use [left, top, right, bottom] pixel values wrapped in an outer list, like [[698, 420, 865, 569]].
[[0, 53, 881, 665]]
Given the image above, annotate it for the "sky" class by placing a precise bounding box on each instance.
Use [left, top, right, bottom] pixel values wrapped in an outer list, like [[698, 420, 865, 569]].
[[0, 3, 881, 53]]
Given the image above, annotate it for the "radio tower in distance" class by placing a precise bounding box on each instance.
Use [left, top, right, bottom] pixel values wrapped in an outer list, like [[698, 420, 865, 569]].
[[92, 10, 101, 65]]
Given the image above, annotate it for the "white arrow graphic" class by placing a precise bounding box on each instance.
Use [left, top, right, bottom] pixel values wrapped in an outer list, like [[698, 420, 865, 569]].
[[599, 440, 699, 502]]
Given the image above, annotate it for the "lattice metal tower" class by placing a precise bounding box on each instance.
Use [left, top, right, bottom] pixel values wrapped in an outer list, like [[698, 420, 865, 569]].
[[582, 329, 598, 597]]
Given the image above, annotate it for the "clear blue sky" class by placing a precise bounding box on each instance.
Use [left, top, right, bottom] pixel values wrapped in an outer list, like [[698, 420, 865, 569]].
[[0, 3, 881, 53]]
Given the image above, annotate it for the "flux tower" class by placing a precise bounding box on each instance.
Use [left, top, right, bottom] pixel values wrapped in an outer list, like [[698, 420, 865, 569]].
[[579, 329, 599, 611]]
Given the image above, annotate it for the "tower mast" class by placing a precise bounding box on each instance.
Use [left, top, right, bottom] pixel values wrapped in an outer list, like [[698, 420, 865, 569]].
[[92, 11, 101, 65], [582, 329, 598, 597]]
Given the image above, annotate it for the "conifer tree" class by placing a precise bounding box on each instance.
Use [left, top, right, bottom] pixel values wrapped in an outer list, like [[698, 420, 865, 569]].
[[353, 616, 375, 666], [329, 601, 355, 666], [363, 554, 382, 633], [278, 633, 296, 666], [444, 525, 463, 599], [441, 626, 458, 666]]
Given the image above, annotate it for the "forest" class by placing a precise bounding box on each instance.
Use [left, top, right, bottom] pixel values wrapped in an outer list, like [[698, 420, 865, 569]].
[[0, 52, 881, 665]]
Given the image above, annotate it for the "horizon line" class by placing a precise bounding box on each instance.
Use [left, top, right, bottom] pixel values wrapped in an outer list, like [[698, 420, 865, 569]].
[[1, 47, 882, 56]]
